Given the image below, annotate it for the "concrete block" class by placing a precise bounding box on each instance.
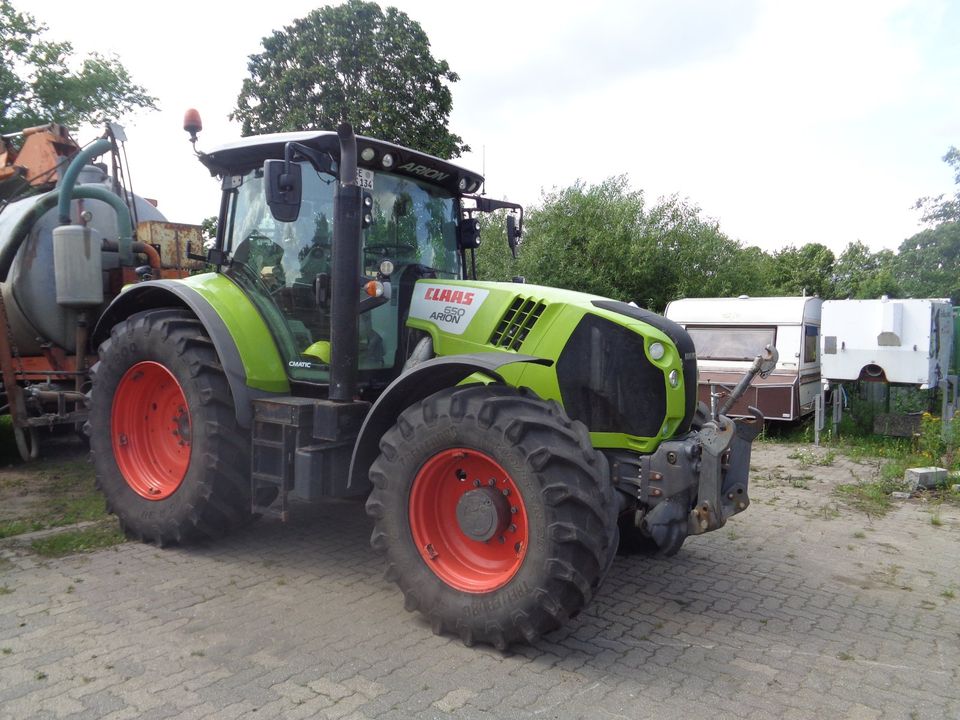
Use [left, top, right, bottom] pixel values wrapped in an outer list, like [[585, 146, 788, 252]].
[[904, 467, 947, 491]]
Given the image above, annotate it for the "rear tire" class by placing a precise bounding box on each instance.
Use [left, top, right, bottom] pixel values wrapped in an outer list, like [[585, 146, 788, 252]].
[[88, 309, 251, 544], [365, 385, 618, 649]]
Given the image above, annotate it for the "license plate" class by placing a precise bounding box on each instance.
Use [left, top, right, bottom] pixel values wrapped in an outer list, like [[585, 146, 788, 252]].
[[356, 168, 374, 190]]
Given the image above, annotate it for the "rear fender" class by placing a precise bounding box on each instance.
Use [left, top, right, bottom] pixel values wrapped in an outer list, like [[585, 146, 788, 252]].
[[92, 277, 289, 428], [348, 353, 552, 495]]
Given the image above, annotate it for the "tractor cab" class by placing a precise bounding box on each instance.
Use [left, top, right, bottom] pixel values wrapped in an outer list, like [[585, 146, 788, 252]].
[[198, 131, 493, 391]]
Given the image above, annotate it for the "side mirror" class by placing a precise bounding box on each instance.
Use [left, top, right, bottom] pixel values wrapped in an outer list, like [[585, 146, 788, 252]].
[[264, 159, 302, 222], [506, 214, 521, 258]]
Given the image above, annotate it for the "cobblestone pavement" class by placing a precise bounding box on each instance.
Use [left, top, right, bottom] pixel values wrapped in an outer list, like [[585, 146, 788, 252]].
[[1, 444, 958, 720]]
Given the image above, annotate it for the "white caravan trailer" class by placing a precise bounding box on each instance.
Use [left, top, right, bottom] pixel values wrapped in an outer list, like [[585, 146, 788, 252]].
[[664, 296, 823, 421], [820, 297, 953, 388]]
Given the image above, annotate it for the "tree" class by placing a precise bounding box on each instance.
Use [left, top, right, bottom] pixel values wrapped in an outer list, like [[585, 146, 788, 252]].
[[832, 241, 901, 299], [768, 243, 835, 298], [231, 0, 467, 159], [476, 176, 759, 312], [914, 147, 960, 226], [0, 1, 156, 134], [896, 147, 960, 302], [895, 222, 960, 303]]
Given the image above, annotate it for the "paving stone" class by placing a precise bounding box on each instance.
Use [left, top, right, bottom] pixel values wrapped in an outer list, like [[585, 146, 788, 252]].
[[1, 445, 959, 719]]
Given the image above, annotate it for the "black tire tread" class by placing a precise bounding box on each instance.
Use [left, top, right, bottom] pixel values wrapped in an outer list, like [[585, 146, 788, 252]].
[[366, 384, 618, 648], [88, 309, 250, 545]]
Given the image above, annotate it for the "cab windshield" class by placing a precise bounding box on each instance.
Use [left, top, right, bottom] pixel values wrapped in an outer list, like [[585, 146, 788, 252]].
[[224, 162, 460, 383]]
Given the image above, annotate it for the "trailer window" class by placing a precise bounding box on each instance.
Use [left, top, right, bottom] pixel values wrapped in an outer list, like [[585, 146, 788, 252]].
[[687, 326, 776, 361], [803, 324, 819, 363]]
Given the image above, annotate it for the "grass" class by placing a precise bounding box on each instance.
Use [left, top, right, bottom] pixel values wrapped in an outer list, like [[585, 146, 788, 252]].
[[29, 524, 125, 558], [787, 448, 837, 468], [0, 585, 12, 596], [834, 478, 905, 517], [0, 454, 110, 542], [0, 520, 32, 539], [870, 563, 908, 590]]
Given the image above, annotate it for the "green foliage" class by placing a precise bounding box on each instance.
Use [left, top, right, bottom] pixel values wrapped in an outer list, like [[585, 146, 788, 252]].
[[200, 216, 217, 242], [914, 146, 960, 226], [0, 1, 156, 134], [895, 222, 960, 303], [786, 448, 836, 467], [769, 243, 836, 298], [834, 479, 903, 517], [475, 146, 960, 307], [232, 0, 466, 159], [473, 210, 514, 282], [832, 241, 901, 299], [477, 176, 764, 311]]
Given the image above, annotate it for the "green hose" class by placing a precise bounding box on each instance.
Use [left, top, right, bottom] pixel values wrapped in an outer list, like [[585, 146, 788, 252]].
[[56, 139, 111, 225]]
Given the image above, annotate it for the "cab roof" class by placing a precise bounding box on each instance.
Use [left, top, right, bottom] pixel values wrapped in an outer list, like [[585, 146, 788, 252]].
[[198, 130, 483, 196]]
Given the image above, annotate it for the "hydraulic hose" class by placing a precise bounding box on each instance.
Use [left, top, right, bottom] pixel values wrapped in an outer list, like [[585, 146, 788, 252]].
[[57, 139, 111, 225], [100, 239, 161, 272]]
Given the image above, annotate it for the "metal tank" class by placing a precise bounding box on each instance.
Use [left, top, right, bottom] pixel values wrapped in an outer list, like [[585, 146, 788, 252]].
[[0, 164, 165, 353]]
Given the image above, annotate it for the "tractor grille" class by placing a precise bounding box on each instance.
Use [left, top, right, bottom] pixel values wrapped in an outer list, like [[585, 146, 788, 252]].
[[489, 296, 546, 351]]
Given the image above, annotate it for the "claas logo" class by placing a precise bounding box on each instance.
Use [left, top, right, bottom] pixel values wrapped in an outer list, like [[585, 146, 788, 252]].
[[424, 287, 476, 305]]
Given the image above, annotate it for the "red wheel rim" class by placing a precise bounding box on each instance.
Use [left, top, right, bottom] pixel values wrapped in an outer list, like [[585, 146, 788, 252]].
[[111, 361, 191, 500], [409, 448, 529, 593]]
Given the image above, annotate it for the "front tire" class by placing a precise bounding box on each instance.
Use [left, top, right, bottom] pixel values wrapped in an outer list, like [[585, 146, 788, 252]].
[[365, 385, 618, 649], [88, 309, 251, 544]]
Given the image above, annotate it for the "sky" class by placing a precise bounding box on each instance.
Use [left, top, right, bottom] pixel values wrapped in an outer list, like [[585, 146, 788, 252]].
[[32, 0, 960, 255]]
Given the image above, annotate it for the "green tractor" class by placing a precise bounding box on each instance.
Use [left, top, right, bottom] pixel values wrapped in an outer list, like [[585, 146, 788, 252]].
[[87, 118, 771, 648]]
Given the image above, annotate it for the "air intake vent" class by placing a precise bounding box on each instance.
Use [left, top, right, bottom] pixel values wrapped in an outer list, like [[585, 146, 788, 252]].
[[490, 297, 546, 351]]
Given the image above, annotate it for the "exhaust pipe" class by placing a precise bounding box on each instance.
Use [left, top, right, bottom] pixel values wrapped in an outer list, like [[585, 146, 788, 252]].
[[329, 123, 362, 402]]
